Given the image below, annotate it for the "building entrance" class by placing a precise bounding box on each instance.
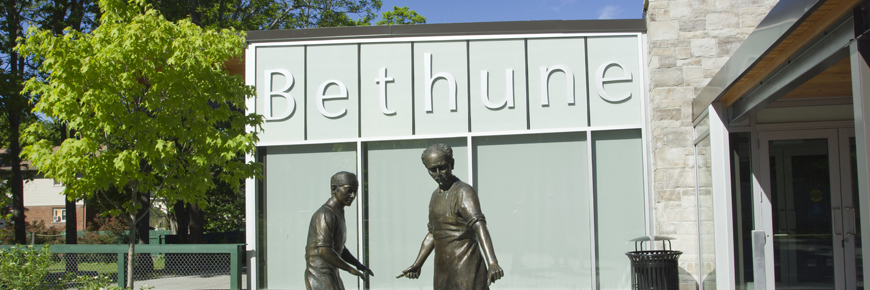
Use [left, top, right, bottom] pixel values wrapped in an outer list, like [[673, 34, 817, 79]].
[[759, 129, 863, 290]]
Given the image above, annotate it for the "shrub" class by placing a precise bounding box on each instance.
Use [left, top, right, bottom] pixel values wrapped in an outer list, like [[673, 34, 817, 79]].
[[0, 219, 64, 245], [79, 216, 129, 244], [0, 245, 59, 289]]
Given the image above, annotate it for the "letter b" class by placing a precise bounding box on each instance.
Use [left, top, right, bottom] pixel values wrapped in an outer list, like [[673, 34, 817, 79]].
[[263, 69, 296, 121]]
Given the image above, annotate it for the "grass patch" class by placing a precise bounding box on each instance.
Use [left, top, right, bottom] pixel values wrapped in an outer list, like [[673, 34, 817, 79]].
[[46, 254, 167, 275]]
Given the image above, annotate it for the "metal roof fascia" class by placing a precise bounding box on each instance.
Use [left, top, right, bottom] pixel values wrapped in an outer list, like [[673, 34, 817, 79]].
[[729, 16, 853, 123], [691, 0, 824, 120], [246, 19, 647, 43]]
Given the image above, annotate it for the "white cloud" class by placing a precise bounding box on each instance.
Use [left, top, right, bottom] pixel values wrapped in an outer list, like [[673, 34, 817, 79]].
[[598, 5, 621, 19], [549, 0, 579, 12]]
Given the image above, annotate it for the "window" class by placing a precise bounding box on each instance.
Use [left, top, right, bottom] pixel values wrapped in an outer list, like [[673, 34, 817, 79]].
[[52, 209, 66, 223], [52, 179, 63, 187]]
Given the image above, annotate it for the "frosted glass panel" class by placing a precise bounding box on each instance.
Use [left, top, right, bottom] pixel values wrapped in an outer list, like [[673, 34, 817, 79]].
[[473, 133, 592, 289], [264, 144, 358, 289], [593, 130, 646, 290], [366, 138, 468, 289]]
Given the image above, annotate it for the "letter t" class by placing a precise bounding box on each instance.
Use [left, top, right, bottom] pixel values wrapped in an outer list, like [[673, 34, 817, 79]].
[[374, 67, 396, 115]]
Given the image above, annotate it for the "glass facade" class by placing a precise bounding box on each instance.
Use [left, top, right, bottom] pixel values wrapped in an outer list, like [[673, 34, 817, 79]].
[[255, 130, 647, 289]]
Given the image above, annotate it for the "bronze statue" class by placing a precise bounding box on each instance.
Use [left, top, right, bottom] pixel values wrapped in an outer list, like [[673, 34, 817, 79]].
[[397, 143, 505, 289], [305, 171, 374, 290]]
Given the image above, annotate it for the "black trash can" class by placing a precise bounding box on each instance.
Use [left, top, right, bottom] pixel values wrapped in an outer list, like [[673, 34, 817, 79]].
[[625, 236, 682, 290]]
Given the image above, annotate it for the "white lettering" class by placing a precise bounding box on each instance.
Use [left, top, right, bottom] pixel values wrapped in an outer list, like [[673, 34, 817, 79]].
[[596, 62, 632, 102], [424, 53, 457, 112], [480, 69, 515, 110], [316, 80, 348, 118], [263, 69, 296, 121], [539, 65, 574, 106], [374, 67, 396, 115]]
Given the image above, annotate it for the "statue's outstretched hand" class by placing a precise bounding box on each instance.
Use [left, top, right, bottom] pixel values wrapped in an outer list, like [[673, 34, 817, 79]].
[[396, 265, 422, 279], [357, 264, 374, 276], [487, 263, 504, 286], [349, 268, 367, 281]]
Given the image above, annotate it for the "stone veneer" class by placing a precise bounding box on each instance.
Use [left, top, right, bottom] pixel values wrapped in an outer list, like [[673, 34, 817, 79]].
[[645, 0, 778, 288]]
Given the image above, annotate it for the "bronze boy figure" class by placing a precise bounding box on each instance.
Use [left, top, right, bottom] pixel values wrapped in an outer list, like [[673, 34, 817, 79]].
[[305, 171, 373, 290], [398, 143, 504, 289]]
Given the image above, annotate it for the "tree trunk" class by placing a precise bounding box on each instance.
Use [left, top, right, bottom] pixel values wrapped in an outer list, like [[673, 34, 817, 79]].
[[174, 201, 188, 244], [126, 213, 136, 289], [138, 192, 150, 244], [9, 111, 25, 244], [61, 126, 78, 272], [188, 0, 201, 25], [65, 198, 78, 272], [188, 202, 203, 244]]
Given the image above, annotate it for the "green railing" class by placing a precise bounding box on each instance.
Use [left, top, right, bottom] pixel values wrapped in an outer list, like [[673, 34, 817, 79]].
[[1, 244, 244, 289]]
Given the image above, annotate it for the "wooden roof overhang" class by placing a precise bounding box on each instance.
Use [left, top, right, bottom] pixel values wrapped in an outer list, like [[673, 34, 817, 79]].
[[693, 0, 864, 122]]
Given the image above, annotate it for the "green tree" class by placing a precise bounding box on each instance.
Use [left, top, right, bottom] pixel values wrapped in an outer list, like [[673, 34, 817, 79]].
[[376, 6, 425, 25], [151, 0, 383, 30], [17, 0, 262, 287]]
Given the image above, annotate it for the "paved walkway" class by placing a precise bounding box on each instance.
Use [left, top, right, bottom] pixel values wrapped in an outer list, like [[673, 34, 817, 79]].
[[136, 274, 247, 290]]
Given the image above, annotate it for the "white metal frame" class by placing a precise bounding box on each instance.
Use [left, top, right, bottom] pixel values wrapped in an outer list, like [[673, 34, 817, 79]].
[[244, 32, 651, 290], [711, 103, 737, 290], [850, 40, 870, 287], [692, 104, 737, 290], [838, 128, 861, 290]]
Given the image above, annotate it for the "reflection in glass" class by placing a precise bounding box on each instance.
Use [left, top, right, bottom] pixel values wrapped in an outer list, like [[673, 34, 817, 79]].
[[769, 139, 833, 290]]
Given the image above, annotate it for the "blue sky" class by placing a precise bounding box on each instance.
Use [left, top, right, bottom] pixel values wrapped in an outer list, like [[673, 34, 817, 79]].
[[377, 0, 644, 24]]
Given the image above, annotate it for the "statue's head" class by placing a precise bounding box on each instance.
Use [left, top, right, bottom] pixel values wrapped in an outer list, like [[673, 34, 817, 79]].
[[330, 171, 358, 207], [421, 143, 455, 186]]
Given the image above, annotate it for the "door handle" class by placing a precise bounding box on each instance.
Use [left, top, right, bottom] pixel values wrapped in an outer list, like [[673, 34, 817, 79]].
[[846, 207, 857, 236], [833, 208, 842, 236]]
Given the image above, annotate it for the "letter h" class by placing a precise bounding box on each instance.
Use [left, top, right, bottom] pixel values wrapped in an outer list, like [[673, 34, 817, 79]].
[[424, 53, 457, 112]]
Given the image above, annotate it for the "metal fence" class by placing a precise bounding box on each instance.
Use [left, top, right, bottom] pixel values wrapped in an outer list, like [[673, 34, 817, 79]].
[[3, 244, 244, 290]]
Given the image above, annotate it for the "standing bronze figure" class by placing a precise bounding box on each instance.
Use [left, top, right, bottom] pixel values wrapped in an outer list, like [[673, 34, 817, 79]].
[[305, 171, 374, 290], [398, 143, 505, 289]]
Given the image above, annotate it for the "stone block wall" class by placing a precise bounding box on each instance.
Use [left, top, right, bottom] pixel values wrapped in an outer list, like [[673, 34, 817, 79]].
[[645, 0, 778, 288]]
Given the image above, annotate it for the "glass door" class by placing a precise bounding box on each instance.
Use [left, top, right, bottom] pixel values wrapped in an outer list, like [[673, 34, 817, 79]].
[[758, 129, 862, 290]]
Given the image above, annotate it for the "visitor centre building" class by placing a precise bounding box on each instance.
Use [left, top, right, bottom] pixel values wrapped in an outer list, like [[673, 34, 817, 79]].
[[242, 0, 870, 289]]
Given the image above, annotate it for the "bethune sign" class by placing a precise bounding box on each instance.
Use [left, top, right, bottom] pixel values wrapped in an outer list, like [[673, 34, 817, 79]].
[[251, 34, 643, 144]]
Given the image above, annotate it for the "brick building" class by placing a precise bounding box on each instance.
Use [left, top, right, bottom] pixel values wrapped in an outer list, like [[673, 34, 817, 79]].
[[1, 149, 92, 232]]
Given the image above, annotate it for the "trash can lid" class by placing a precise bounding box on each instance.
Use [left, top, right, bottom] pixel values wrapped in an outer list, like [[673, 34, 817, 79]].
[[629, 236, 675, 242]]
